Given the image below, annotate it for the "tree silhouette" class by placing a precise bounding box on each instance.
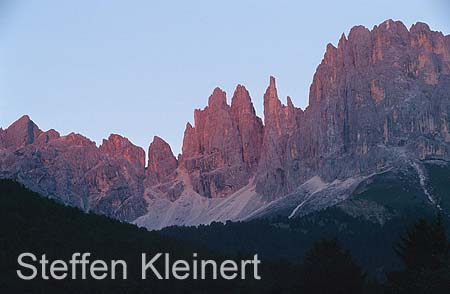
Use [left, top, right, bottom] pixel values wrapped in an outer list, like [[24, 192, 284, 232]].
[[387, 215, 450, 294], [302, 238, 366, 294]]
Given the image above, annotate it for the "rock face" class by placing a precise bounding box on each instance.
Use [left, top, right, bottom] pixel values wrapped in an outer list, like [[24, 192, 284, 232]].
[[230, 85, 264, 171], [143, 137, 183, 203], [0, 120, 147, 222], [306, 20, 450, 168], [146, 136, 178, 186], [254, 20, 450, 200], [1, 20, 450, 228], [1, 115, 42, 149], [100, 134, 145, 169], [179, 86, 263, 198], [255, 77, 304, 199]]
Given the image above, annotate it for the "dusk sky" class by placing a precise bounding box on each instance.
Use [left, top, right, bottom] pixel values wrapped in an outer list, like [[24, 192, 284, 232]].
[[1, 0, 449, 155]]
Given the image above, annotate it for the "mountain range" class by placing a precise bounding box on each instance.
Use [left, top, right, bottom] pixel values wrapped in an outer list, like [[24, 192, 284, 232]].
[[1, 19, 450, 230]]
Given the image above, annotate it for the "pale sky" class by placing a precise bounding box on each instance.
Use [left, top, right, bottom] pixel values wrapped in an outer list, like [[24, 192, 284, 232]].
[[1, 0, 449, 155]]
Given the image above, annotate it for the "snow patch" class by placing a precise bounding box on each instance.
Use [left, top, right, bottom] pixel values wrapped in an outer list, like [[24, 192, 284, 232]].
[[412, 162, 442, 210]]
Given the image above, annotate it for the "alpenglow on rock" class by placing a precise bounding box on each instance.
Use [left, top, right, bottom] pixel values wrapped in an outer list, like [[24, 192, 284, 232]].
[[178, 86, 263, 198], [146, 136, 178, 186], [100, 134, 146, 169], [1, 20, 450, 229]]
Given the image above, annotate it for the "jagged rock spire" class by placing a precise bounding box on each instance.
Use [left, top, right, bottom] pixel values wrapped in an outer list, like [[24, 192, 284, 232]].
[[147, 136, 178, 185], [231, 84, 264, 171]]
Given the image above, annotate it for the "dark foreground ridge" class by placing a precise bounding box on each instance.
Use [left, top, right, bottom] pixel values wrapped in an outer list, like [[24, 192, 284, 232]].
[[2, 179, 449, 293], [0, 179, 299, 293]]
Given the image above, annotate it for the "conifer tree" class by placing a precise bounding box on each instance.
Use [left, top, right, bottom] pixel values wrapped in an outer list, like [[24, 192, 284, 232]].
[[387, 215, 450, 294], [302, 239, 365, 294]]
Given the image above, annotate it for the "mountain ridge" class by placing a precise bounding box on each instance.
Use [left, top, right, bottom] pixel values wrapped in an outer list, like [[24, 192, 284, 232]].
[[1, 19, 450, 229]]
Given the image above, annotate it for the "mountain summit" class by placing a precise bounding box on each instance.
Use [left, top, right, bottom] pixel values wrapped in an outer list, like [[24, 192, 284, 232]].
[[1, 20, 450, 229]]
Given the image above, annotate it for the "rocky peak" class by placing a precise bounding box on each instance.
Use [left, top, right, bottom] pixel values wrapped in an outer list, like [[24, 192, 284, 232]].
[[2, 115, 42, 149], [263, 77, 302, 135], [285, 96, 303, 130], [286, 96, 294, 109], [266, 76, 278, 102], [99, 134, 145, 169], [255, 20, 450, 200], [146, 136, 178, 185], [189, 88, 240, 160], [181, 122, 198, 158], [412, 23, 450, 81], [285, 96, 301, 115], [208, 87, 228, 109], [61, 133, 97, 147], [2, 19, 449, 227], [35, 129, 61, 145], [256, 77, 304, 198], [231, 84, 264, 171], [230, 84, 254, 116], [264, 76, 287, 136], [310, 19, 450, 106], [409, 22, 431, 34], [179, 87, 254, 198], [375, 19, 408, 33], [302, 19, 450, 178], [190, 88, 233, 154], [338, 33, 347, 49]]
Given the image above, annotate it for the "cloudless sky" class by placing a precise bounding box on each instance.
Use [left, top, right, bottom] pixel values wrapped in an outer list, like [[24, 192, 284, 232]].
[[1, 0, 449, 156]]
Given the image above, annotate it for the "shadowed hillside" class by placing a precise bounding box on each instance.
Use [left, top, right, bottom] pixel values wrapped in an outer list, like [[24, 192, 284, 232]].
[[0, 179, 301, 293]]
